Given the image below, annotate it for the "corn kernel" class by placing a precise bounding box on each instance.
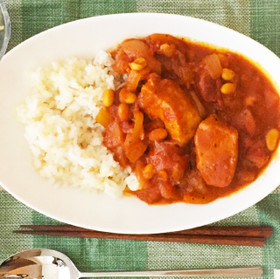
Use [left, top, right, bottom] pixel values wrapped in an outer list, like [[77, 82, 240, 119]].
[[149, 128, 168, 141], [222, 68, 235, 81], [118, 103, 129, 121], [103, 89, 114, 107], [159, 43, 175, 57], [143, 163, 154, 180], [266, 128, 279, 151], [221, 83, 236, 94], [129, 57, 147, 71]]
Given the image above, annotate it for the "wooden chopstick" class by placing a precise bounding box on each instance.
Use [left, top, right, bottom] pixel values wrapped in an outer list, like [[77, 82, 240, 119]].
[[13, 229, 266, 246], [18, 224, 273, 237], [14, 225, 273, 247]]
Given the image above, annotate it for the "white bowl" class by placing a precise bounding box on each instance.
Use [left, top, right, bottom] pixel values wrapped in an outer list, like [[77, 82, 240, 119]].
[[0, 13, 280, 234]]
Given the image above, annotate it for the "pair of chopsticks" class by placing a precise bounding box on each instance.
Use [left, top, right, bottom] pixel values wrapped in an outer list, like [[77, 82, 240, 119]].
[[14, 225, 273, 246]]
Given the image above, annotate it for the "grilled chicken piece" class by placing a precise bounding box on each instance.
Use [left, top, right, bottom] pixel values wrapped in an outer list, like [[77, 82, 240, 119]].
[[138, 76, 201, 145], [194, 114, 238, 187]]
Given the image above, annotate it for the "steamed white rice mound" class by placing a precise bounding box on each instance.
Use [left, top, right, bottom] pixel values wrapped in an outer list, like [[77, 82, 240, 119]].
[[17, 51, 138, 197]]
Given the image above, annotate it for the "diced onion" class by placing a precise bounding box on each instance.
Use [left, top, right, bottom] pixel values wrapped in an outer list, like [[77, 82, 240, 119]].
[[190, 91, 206, 118], [203, 54, 223, 79]]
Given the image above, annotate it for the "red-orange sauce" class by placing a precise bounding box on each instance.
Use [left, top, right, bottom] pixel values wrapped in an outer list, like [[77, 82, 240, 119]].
[[97, 34, 280, 204]]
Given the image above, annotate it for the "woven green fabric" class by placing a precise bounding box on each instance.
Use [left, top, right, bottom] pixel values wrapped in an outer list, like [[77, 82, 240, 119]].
[[1, 0, 280, 278]]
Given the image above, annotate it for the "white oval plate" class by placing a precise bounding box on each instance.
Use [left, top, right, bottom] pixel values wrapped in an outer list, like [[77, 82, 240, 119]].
[[1, 13, 280, 234]]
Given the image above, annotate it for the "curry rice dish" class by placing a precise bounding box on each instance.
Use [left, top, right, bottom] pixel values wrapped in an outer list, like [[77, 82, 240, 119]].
[[19, 34, 280, 205]]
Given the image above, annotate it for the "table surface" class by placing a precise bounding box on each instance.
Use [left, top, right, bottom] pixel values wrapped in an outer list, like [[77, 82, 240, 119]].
[[1, 1, 280, 278]]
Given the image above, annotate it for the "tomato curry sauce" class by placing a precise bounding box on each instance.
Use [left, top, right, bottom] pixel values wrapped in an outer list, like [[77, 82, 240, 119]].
[[96, 34, 280, 204]]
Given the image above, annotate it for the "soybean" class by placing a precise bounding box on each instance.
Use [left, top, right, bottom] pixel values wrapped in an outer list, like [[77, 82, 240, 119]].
[[143, 163, 154, 180], [266, 128, 279, 151], [149, 128, 168, 141], [222, 68, 235, 81], [103, 89, 114, 107], [118, 103, 129, 121], [221, 83, 235, 94]]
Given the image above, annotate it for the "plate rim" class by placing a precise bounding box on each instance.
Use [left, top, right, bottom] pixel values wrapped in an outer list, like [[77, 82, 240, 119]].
[[1, 12, 280, 234]]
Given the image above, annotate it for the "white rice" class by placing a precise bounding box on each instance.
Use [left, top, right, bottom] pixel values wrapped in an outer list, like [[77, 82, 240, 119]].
[[17, 51, 138, 197]]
